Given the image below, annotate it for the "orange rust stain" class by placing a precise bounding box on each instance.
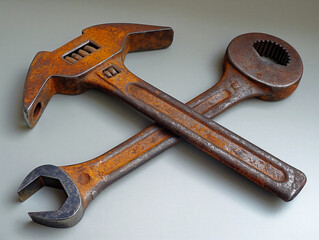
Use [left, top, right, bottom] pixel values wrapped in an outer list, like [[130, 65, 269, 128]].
[[62, 128, 171, 208]]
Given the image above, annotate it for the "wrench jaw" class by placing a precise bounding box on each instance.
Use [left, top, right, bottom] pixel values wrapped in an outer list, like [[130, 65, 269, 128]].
[[28, 196, 84, 228], [17, 165, 84, 228], [82, 23, 174, 55], [122, 25, 173, 58]]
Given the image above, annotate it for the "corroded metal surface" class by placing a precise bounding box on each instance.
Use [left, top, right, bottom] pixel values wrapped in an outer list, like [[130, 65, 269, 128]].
[[17, 165, 83, 228], [19, 24, 306, 228]]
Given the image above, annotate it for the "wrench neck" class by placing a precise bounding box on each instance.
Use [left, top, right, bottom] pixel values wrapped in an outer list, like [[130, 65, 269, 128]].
[[198, 63, 266, 119]]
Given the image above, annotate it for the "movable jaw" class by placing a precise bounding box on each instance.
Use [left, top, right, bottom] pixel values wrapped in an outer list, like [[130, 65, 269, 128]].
[[17, 165, 83, 228], [23, 23, 174, 128]]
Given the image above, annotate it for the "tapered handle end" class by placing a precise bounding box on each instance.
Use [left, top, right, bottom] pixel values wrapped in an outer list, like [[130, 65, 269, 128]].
[[279, 169, 307, 202]]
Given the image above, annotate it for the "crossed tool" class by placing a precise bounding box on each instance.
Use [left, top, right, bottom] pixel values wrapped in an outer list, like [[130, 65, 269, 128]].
[[18, 23, 306, 228]]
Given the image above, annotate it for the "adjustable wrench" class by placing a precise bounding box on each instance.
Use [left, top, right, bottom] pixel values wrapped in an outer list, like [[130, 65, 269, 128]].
[[18, 24, 306, 227]]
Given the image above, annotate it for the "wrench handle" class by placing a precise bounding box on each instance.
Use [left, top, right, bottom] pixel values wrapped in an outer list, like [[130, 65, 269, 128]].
[[120, 70, 305, 201], [62, 80, 230, 208]]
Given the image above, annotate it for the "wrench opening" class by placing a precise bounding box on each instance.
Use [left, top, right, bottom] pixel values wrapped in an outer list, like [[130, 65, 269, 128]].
[[253, 40, 290, 66], [17, 165, 84, 228], [33, 102, 42, 119]]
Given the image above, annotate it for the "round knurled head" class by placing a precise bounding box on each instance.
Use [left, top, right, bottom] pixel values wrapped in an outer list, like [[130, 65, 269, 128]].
[[226, 33, 303, 101]]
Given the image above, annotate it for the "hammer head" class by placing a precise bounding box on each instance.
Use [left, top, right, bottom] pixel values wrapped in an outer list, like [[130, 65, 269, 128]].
[[23, 23, 174, 127], [17, 165, 83, 228]]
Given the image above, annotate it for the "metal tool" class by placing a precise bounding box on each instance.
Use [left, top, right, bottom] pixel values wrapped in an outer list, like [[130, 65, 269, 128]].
[[19, 23, 306, 227]]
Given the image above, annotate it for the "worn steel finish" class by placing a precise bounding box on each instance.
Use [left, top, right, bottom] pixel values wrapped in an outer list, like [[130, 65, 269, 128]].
[[18, 165, 83, 228], [19, 24, 306, 228]]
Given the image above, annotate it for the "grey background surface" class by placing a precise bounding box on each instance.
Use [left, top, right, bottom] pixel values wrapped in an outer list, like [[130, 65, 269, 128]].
[[1, 0, 318, 239]]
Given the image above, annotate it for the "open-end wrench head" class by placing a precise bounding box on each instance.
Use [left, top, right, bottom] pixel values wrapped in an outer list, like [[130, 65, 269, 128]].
[[23, 23, 174, 128], [17, 165, 83, 228], [226, 33, 303, 101]]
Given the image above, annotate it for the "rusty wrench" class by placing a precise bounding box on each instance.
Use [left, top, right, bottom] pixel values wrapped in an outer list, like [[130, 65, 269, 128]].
[[18, 24, 306, 227]]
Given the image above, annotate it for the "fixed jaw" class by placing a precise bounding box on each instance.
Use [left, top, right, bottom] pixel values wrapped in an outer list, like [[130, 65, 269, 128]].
[[23, 23, 174, 128], [17, 165, 83, 228]]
